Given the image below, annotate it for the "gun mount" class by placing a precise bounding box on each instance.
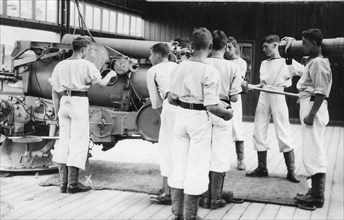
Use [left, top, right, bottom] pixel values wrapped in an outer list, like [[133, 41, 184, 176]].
[[0, 34, 185, 172]]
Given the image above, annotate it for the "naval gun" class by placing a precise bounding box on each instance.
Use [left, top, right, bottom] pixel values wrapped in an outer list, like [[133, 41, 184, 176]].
[[278, 37, 344, 57], [0, 34, 182, 172]]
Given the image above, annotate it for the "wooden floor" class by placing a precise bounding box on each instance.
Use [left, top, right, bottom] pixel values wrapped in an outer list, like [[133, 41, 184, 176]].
[[1, 122, 343, 220]]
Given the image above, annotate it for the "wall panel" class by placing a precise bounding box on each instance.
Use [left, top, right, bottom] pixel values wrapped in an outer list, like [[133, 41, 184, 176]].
[[142, 2, 344, 123]]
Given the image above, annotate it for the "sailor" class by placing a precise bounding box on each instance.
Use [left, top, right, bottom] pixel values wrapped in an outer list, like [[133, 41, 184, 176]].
[[146, 43, 178, 205], [50, 37, 117, 194], [167, 27, 233, 220]]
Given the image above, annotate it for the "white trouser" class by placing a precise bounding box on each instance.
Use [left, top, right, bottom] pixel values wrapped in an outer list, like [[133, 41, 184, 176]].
[[53, 96, 90, 170], [231, 95, 245, 142], [300, 97, 328, 176], [168, 107, 212, 195], [253, 90, 294, 152], [210, 114, 232, 172], [158, 99, 177, 177]]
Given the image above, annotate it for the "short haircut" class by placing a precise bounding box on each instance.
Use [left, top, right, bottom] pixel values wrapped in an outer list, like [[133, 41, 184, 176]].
[[72, 37, 90, 52], [192, 27, 212, 50], [151, 43, 170, 57], [174, 37, 191, 48], [227, 36, 238, 48], [262, 35, 280, 44], [302, 28, 323, 46], [212, 30, 227, 51]]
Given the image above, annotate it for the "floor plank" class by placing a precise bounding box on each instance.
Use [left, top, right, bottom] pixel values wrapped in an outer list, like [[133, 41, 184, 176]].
[[130, 203, 166, 220], [1, 123, 342, 220], [257, 204, 280, 220], [221, 202, 250, 219], [239, 202, 265, 219]]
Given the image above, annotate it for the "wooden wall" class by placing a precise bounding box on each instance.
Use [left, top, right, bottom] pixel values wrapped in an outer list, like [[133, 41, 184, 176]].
[[141, 2, 344, 124]]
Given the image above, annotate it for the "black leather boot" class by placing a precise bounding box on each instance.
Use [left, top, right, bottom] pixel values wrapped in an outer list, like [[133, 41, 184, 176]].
[[58, 163, 68, 193], [171, 188, 184, 220], [150, 176, 171, 205], [199, 172, 210, 209], [246, 151, 268, 177], [184, 194, 202, 220], [66, 166, 91, 194], [283, 150, 300, 183], [297, 173, 326, 210], [209, 171, 226, 209], [235, 141, 246, 170]]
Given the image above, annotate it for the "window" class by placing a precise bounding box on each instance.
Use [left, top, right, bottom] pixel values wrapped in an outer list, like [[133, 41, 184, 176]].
[[123, 14, 129, 35], [1, 0, 144, 37], [93, 7, 101, 30], [35, 0, 47, 21], [135, 18, 143, 36], [47, 0, 57, 23], [7, 0, 19, 17], [102, 9, 109, 32], [130, 16, 136, 36], [70, 1, 75, 26], [74, 2, 84, 26], [117, 13, 123, 34], [109, 11, 116, 33], [85, 4, 93, 29], [21, 1, 32, 19]]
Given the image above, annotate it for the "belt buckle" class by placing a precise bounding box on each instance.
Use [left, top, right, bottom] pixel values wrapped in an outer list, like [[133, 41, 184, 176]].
[[66, 90, 71, 96], [190, 103, 194, 110]]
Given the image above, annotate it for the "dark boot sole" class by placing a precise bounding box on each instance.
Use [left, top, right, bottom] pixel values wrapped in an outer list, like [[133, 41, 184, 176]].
[[210, 199, 226, 209], [67, 188, 91, 194], [287, 173, 300, 183], [246, 173, 268, 177]]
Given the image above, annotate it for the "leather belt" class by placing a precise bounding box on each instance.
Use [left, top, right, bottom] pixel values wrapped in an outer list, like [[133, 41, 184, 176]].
[[220, 99, 232, 109], [178, 100, 206, 111], [62, 90, 88, 97], [310, 96, 328, 101]]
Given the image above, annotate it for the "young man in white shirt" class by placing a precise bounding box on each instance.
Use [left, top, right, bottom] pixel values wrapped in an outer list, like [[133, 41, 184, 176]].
[[146, 43, 178, 205]]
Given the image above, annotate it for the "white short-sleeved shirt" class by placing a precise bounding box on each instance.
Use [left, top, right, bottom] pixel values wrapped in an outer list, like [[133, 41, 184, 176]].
[[260, 58, 304, 88], [297, 57, 332, 98], [146, 61, 178, 109], [206, 57, 242, 100], [230, 57, 247, 79], [49, 58, 101, 92], [170, 60, 221, 106]]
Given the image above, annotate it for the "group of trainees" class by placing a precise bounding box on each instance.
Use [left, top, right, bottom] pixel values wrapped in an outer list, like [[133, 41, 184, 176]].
[[146, 27, 332, 220]]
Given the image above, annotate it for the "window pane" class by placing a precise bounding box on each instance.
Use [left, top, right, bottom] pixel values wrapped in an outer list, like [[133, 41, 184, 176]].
[[47, 0, 57, 22], [7, 0, 19, 17], [36, 0, 46, 21], [70, 1, 75, 26], [75, 3, 84, 25], [93, 7, 100, 30], [21, 0, 32, 19], [130, 16, 136, 36], [117, 13, 123, 34], [109, 11, 116, 33], [136, 17, 142, 36], [123, 14, 129, 35], [102, 9, 109, 32], [85, 5, 93, 28]]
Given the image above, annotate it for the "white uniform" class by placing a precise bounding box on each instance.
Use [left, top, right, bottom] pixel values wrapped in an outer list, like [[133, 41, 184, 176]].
[[229, 57, 247, 142], [50, 58, 101, 170], [206, 58, 242, 172], [146, 61, 178, 177], [253, 58, 304, 152], [168, 60, 221, 195], [297, 57, 332, 176]]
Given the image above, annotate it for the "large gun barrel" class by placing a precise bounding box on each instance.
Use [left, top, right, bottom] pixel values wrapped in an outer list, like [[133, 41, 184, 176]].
[[279, 37, 344, 57], [62, 34, 172, 58]]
